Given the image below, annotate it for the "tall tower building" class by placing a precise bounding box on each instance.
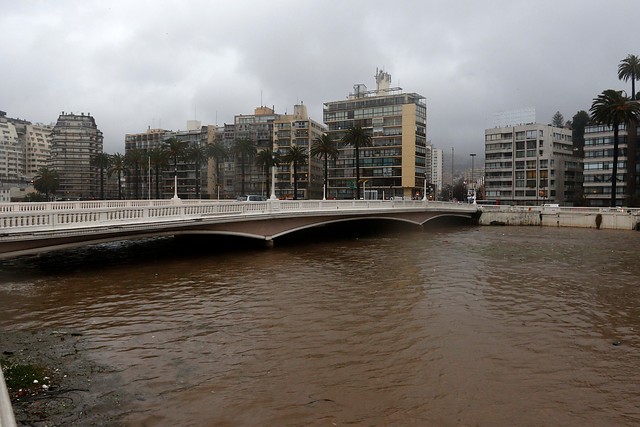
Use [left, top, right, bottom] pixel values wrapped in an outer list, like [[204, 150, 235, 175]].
[[323, 69, 428, 199], [50, 112, 103, 199]]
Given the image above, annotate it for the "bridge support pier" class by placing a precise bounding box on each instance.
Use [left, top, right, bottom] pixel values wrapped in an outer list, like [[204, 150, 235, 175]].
[[264, 239, 274, 249]]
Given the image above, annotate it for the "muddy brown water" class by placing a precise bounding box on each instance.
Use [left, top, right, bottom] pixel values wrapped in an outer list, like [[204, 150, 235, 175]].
[[1, 225, 639, 426]]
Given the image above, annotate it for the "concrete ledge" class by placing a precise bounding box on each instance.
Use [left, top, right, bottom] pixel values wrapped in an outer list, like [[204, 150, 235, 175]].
[[0, 363, 17, 427], [479, 206, 640, 230]]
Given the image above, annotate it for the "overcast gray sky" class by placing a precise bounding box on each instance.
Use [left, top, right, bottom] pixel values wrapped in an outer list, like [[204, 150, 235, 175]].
[[1, 0, 637, 160]]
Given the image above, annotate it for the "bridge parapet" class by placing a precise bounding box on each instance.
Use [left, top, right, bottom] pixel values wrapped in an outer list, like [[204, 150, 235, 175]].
[[1, 199, 477, 234]]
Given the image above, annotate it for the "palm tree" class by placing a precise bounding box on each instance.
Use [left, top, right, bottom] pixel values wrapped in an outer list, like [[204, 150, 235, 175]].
[[232, 138, 257, 195], [255, 148, 280, 198], [342, 125, 372, 199], [33, 167, 59, 201], [164, 137, 187, 197], [90, 152, 110, 200], [185, 143, 210, 199], [282, 145, 308, 200], [618, 54, 640, 100], [108, 152, 127, 200], [207, 141, 229, 199], [311, 133, 338, 200], [148, 146, 168, 199], [125, 148, 146, 199], [590, 89, 640, 207]]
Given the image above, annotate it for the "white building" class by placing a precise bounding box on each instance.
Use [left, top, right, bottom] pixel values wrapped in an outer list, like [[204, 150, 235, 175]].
[[484, 123, 581, 205], [431, 147, 443, 196]]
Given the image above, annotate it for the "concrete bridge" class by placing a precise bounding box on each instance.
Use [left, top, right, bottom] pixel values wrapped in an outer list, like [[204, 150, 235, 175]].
[[0, 199, 479, 259]]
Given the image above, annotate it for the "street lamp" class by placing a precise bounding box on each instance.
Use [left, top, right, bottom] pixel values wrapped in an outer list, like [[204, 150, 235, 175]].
[[270, 153, 277, 200], [422, 172, 427, 201], [469, 153, 476, 204]]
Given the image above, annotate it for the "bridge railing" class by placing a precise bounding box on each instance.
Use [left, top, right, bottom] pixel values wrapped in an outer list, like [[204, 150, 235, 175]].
[[1, 199, 476, 234]]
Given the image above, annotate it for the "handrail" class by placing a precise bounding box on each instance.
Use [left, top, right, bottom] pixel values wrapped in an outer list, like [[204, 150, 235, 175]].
[[0, 362, 17, 427], [0, 199, 478, 233]]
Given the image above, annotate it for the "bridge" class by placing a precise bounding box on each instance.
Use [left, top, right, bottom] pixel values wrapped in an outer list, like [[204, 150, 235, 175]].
[[0, 199, 479, 259]]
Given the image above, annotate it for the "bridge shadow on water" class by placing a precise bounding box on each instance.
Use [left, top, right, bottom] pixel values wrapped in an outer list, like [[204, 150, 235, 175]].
[[0, 216, 473, 276]]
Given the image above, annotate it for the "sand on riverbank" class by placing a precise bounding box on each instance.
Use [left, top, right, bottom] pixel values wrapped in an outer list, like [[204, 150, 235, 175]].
[[1, 329, 126, 426]]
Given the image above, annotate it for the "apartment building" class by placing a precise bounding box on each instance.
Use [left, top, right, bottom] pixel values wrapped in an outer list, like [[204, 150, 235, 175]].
[[50, 112, 103, 199], [323, 69, 428, 200], [431, 147, 443, 197], [221, 105, 324, 199], [484, 123, 581, 205], [0, 111, 52, 187], [583, 120, 638, 206], [272, 104, 324, 199]]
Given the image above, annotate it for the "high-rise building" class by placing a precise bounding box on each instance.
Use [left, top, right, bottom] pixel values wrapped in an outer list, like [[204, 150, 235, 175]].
[[221, 105, 324, 199], [273, 104, 324, 199], [484, 123, 581, 205], [583, 118, 638, 207], [0, 110, 52, 188], [50, 112, 103, 199], [323, 69, 428, 200], [431, 147, 443, 197]]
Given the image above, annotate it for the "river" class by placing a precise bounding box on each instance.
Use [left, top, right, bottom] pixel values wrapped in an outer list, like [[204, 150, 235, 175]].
[[1, 225, 639, 426]]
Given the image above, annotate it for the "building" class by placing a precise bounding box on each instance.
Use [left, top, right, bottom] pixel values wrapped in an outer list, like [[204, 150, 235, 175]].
[[50, 112, 103, 199], [431, 147, 443, 197], [124, 123, 221, 199], [583, 120, 638, 207], [323, 69, 428, 200], [484, 123, 581, 205], [221, 105, 324, 199], [273, 104, 325, 199]]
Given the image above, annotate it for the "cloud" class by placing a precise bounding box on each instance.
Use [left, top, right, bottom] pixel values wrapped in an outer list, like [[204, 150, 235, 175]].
[[1, 0, 638, 158]]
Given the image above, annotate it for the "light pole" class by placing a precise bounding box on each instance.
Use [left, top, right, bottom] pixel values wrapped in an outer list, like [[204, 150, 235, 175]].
[[469, 153, 476, 203], [422, 172, 427, 201], [270, 153, 277, 200]]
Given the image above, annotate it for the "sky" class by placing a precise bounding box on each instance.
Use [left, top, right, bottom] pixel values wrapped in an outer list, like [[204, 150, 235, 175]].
[[1, 0, 638, 165]]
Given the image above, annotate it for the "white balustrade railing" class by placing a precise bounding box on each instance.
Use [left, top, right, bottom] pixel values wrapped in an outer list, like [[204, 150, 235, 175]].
[[0, 199, 475, 234]]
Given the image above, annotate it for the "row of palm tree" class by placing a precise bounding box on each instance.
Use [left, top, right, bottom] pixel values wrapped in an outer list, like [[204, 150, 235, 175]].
[[589, 54, 640, 207], [85, 123, 373, 201]]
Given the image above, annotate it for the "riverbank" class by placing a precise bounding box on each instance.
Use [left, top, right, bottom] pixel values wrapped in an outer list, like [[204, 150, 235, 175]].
[[478, 205, 640, 230], [0, 329, 124, 426]]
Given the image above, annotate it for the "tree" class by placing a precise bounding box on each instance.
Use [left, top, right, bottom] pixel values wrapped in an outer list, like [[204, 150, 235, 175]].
[[618, 54, 640, 101], [255, 148, 280, 198], [232, 138, 257, 195], [33, 167, 59, 201], [282, 145, 307, 200], [207, 141, 229, 199], [342, 125, 372, 199], [311, 133, 338, 200], [590, 89, 640, 207], [185, 143, 210, 198], [148, 146, 168, 199], [125, 148, 146, 199], [571, 110, 590, 156], [552, 111, 565, 127], [107, 152, 127, 200], [90, 152, 110, 200]]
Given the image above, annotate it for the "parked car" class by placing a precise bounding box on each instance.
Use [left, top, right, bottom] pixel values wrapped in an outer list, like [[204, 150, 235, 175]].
[[236, 195, 267, 202]]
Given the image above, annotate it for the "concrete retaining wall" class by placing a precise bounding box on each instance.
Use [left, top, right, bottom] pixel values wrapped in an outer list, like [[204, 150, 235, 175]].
[[479, 206, 640, 230]]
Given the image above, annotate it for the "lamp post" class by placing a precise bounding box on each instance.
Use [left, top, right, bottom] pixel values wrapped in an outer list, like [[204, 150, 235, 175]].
[[270, 154, 277, 200], [469, 153, 476, 204], [422, 172, 427, 201]]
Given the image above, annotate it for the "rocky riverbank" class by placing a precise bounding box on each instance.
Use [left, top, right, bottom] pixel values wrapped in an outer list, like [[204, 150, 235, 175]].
[[0, 329, 125, 426]]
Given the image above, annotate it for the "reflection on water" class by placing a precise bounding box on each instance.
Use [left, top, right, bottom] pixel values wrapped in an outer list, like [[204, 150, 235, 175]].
[[1, 226, 639, 426]]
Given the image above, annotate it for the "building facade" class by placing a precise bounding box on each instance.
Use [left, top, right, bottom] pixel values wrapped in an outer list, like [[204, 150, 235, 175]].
[[221, 105, 324, 199], [431, 147, 443, 198], [50, 112, 103, 199], [323, 69, 428, 200], [273, 104, 324, 199], [0, 111, 52, 187], [583, 120, 638, 207], [484, 123, 581, 205]]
